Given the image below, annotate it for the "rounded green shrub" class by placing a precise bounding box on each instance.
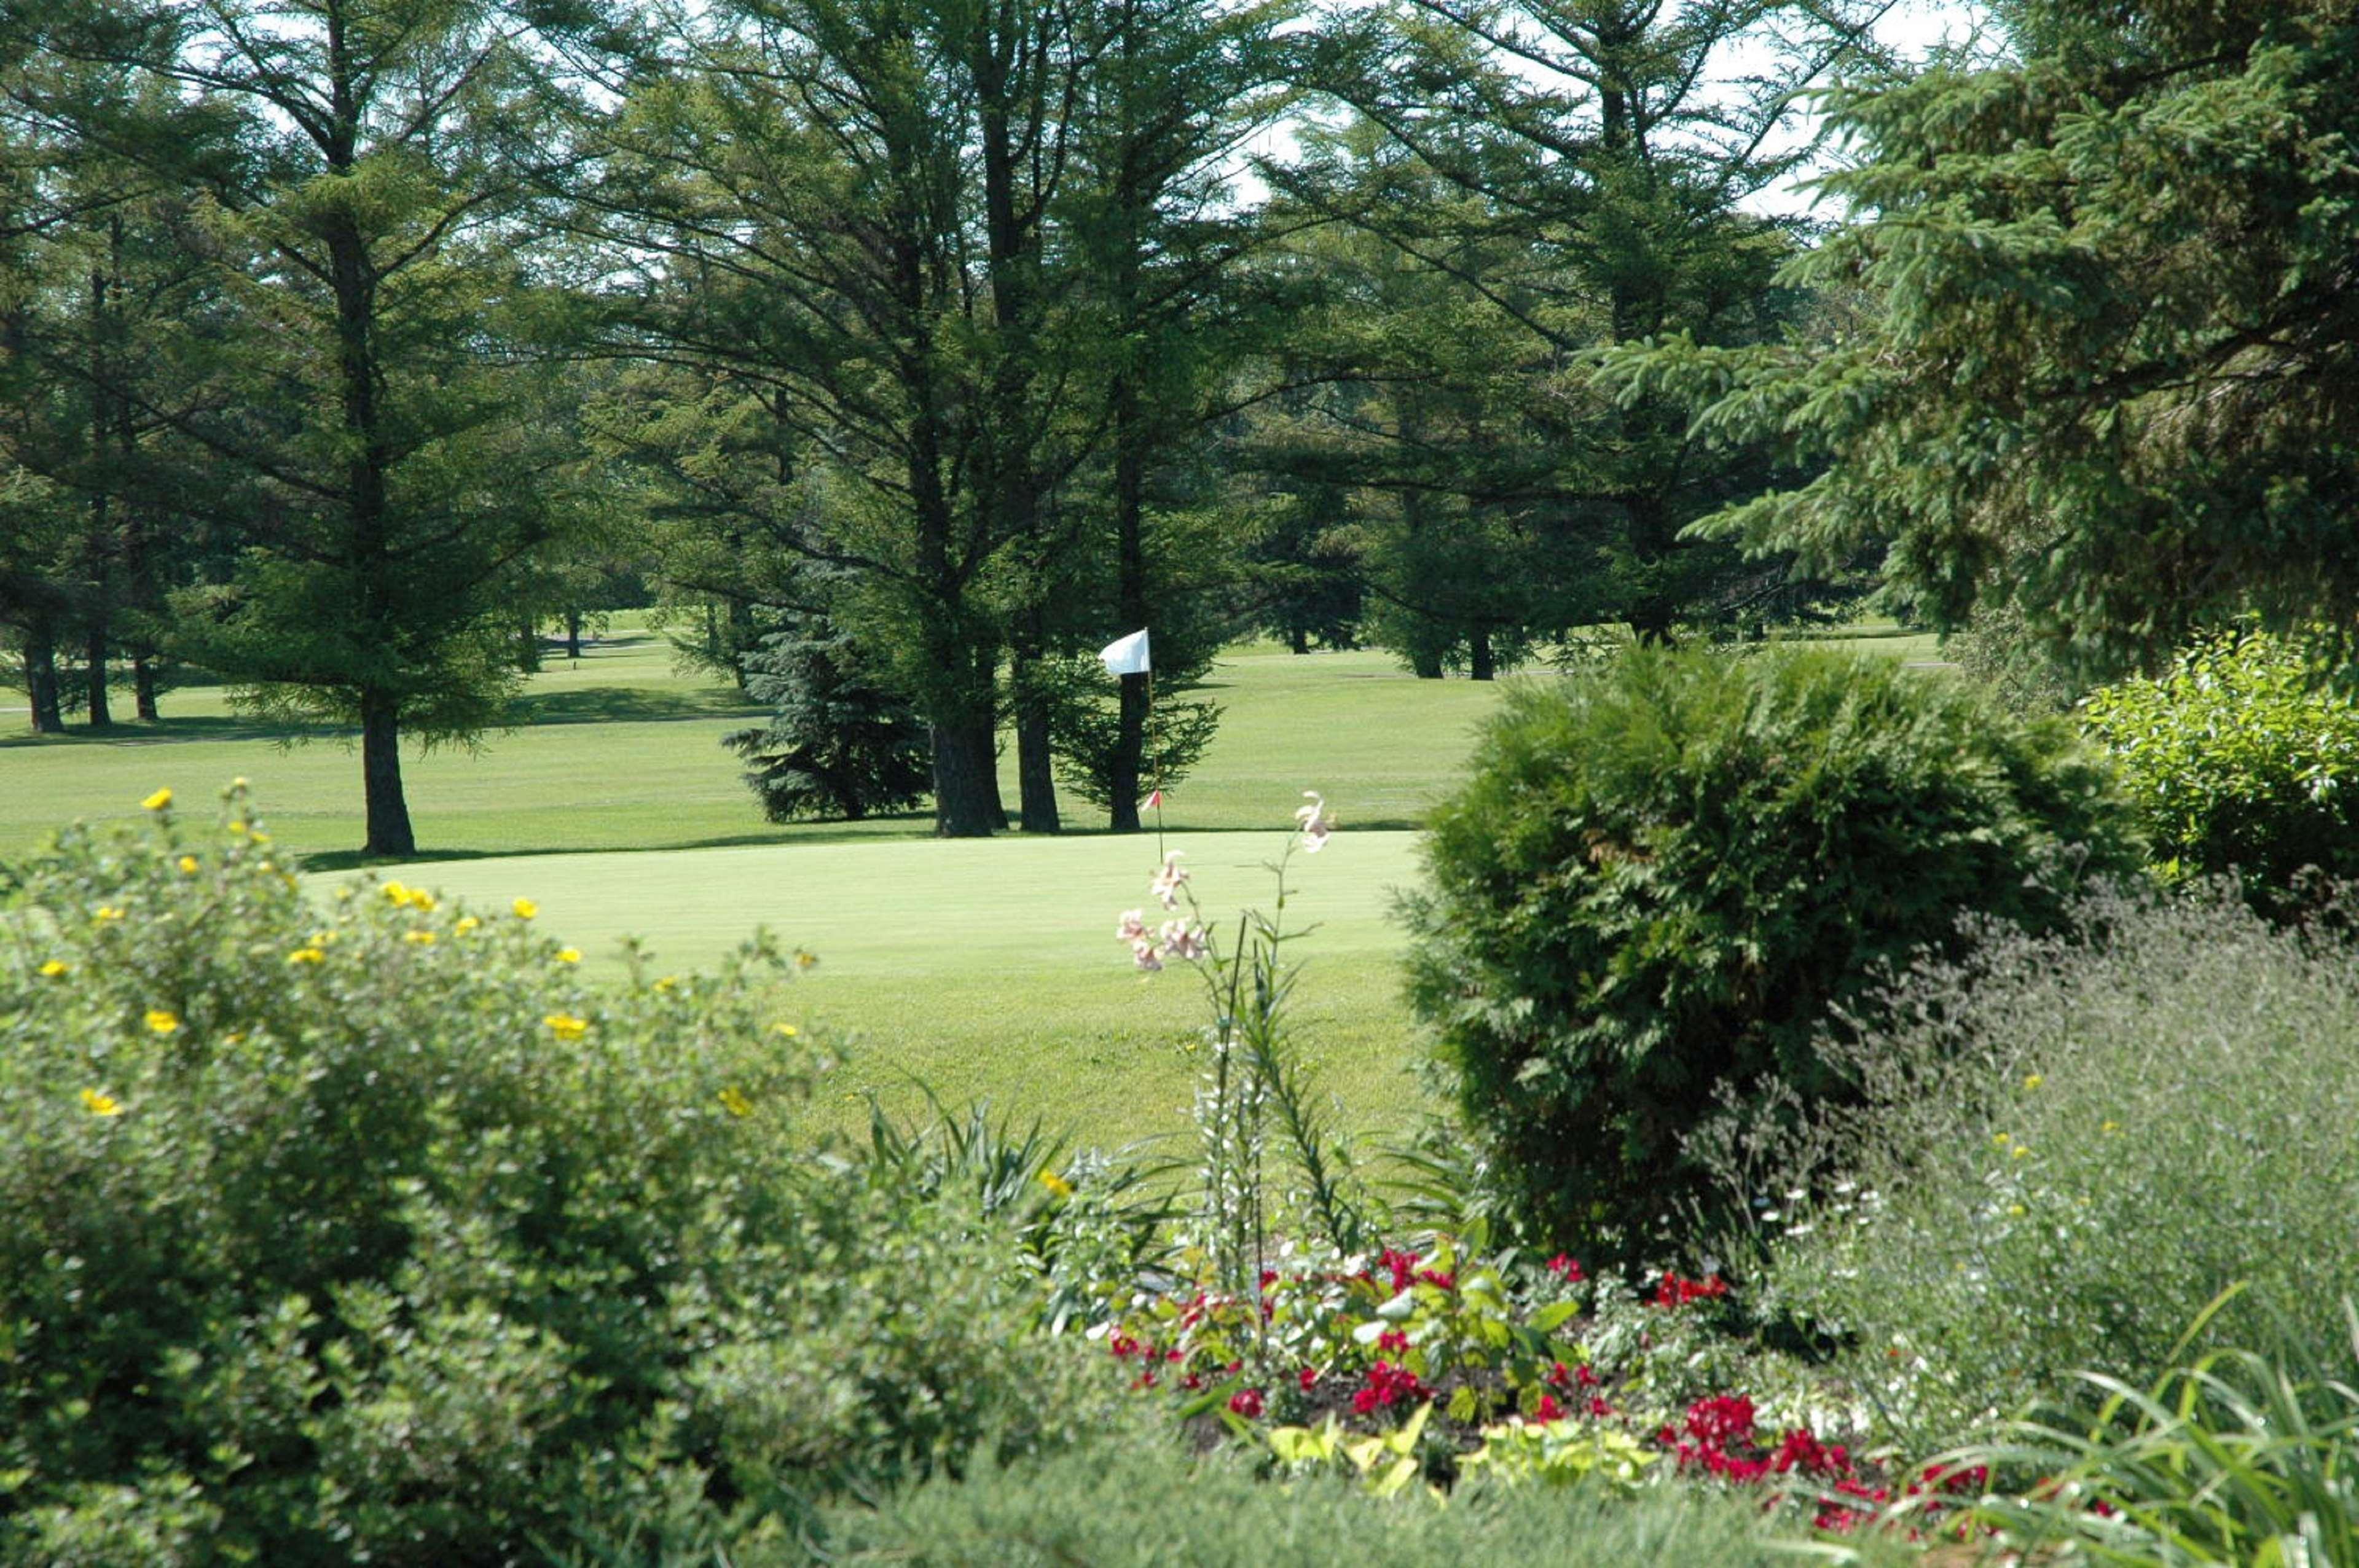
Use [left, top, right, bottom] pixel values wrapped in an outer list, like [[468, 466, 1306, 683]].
[[0, 787, 1122, 1565], [1402, 644, 2140, 1256], [2081, 629, 2359, 910]]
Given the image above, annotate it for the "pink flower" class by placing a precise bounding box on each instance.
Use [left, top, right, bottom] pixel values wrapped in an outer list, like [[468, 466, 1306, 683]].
[[1158, 919, 1209, 962], [1150, 850, 1188, 910], [1131, 938, 1164, 972], [1295, 791, 1336, 853], [1547, 1253, 1585, 1284], [1117, 909, 1148, 942]]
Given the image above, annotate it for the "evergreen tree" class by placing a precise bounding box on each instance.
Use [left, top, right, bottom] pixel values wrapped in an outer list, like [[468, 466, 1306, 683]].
[[723, 616, 931, 821], [1613, 0, 2359, 673], [15, 0, 605, 854], [1287, 0, 1890, 643]]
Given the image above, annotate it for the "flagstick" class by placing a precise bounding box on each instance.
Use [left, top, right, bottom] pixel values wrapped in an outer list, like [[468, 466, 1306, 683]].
[[1147, 666, 1165, 861]]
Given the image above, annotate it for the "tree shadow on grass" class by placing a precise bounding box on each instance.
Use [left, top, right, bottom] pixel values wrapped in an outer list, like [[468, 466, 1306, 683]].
[[299, 814, 945, 873], [296, 812, 1432, 874], [0, 715, 324, 750], [504, 686, 763, 726]]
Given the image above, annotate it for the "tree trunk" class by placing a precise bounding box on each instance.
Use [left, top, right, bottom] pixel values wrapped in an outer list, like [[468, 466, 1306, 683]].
[[565, 609, 583, 659], [1110, 673, 1147, 833], [133, 656, 159, 721], [518, 613, 542, 672], [1411, 649, 1444, 679], [1288, 625, 1308, 654], [1108, 369, 1150, 831], [1010, 638, 1059, 834], [359, 688, 417, 857], [1470, 625, 1496, 681], [931, 719, 1000, 837], [84, 626, 111, 727], [23, 622, 63, 734]]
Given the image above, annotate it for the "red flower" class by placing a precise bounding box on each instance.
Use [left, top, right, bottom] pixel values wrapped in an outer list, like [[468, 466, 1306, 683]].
[[1416, 1268, 1457, 1290], [1352, 1359, 1429, 1414], [1546, 1253, 1585, 1284], [1651, 1272, 1731, 1309], [1684, 1394, 1756, 1448], [1109, 1332, 1141, 1360], [1533, 1393, 1566, 1422], [1380, 1249, 1419, 1295], [1229, 1388, 1266, 1419], [1377, 1328, 1409, 1355], [1298, 1366, 1320, 1391]]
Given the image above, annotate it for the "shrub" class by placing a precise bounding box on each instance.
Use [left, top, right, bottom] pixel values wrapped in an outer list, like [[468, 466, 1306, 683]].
[[1402, 643, 2138, 1256], [0, 787, 1122, 1564], [809, 1437, 1878, 1567], [1759, 884, 2359, 1445], [2081, 629, 2359, 910], [724, 618, 932, 821]]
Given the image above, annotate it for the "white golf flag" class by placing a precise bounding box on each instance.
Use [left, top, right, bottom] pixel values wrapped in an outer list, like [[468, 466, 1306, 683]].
[[1099, 628, 1151, 677]]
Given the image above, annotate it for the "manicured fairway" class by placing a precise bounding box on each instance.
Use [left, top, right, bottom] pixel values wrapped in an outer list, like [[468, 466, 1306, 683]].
[[0, 628, 1506, 864]]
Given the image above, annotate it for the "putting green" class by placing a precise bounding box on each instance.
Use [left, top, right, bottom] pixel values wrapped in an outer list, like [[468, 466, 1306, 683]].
[[321, 828, 1437, 1145]]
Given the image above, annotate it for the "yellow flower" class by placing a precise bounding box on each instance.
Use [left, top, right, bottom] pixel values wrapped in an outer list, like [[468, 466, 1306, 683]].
[[144, 1009, 179, 1036], [408, 890, 434, 912], [39, 960, 68, 978], [555, 947, 581, 965], [177, 855, 200, 874], [2023, 1073, 2044, 1091], [2101, 1119, 2121, 1135], [2011, 1145, 2031, 1159], [95, 906, 124, 923], [403, 930, 436, 946], [80, 1089, 123, 1118], [382, 881, 409, 904], [793, 951, 817, 970], [717, 1086, 753, 1118], [454, 915, 480, 935], [1991, 1132, 2011, 1148], [544, 1013, 587, 1041], [287, 947, 326, 965], [772, 1022, 799, 1038], [1038, 1170, 1075, 1199], [227, 821, 249, 838], [250, 831, 271, 845], [2006, 1203, 2027, 1218], [653, 976, 677, 993], [512, 898, 538, 920], [141, 788, 172, 812]]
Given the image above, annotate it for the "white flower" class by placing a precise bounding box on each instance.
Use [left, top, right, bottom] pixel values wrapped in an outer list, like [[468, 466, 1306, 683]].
[[1131, 937, 1164, 972], [1295, 791, 1336, 853], [1150, 850, 1188, 910], [1158, 920, 1209, 962], [1117, 909, 1148, 943]]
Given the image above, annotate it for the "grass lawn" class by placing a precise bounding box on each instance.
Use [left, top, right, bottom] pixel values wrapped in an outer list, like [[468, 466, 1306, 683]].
[[373, 829, 1429, 1146], [1, 615, 1939, 1145]]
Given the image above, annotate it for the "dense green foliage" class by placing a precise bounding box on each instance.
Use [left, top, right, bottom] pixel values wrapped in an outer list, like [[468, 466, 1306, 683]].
[[807, 1441, 1866, 1567], [723, 621, 931, 821], [1403, 644, 2139, 1254], [0, 790, 1124, 1564], [1614, 0, 2359, 674], [1762, 884, 2359, 1443], [2082, 630, 2359, 907]]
